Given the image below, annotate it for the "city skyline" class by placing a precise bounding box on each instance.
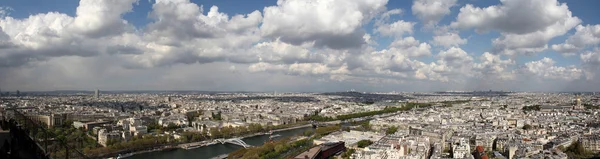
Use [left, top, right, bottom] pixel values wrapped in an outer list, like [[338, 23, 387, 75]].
[[2, 0, 600, 92]]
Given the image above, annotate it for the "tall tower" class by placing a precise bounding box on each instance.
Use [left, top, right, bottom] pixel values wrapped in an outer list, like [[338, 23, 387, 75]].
[[94, 89, 100, 98]]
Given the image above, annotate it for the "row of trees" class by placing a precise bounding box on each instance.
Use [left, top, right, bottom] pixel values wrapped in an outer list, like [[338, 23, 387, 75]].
[[440, 100, 470, 107], [307, 102, 435, 122], [85, 120, 308, 157], [341, 148, 355, 159], [179, 122, 307, 143], [84, 135, 173, 157], [522, 105, 541, 111], [386, 126, 398, 135], [357, 140, 373, 148], [228, 125, 340, 159], [560, 141, 597, 159], [30, 120, 98, 158], [228, 138, 311, 159]]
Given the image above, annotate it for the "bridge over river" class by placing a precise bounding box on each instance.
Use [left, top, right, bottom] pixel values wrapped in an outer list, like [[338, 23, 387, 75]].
[[215, 138, 252, 148]]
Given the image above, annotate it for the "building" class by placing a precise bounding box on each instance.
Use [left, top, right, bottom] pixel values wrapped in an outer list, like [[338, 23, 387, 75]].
[[579, 135, 600, 152], [94, 89, 100, 98], [294, 142, 346, 159], [26, 113, 69, 128], [98, 129, 122, 147], [453, 138, 471, 159], [82, 120, 112, 131], [473, 145, 488, 159], [573, 95, 585, 110], [475, 135, 495, 152], [117, 118, 147, 136]]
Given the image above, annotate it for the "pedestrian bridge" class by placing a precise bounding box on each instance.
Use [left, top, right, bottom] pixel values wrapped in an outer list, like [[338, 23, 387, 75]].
[[216, 138, 252, 148]]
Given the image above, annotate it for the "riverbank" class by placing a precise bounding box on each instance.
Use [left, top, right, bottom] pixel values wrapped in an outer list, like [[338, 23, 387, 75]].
[[115, 146, 177, 158], [118, 124, 314, 158], [177, 124, 311, 149]]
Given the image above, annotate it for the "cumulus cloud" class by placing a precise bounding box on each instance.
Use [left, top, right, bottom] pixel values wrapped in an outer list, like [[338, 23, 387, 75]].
[[375, 20, 415, 37], [412, 0, 457, 26], [452, 0, 581, 56], [0, 0, 144, 67], [452, 0, 573, 34], [432, 32, 467, 48], [472, 52, 514, 79], [388, 37, 431, 57], [0, 0, 597, 92], [552, 25, 600, 54], [0, 6, 12, 18], [261, 0, 388, 49], [437, 47, 473, 67], [519, 57, 583, 81], [71, 0, 137, 38], [580, 50, 600, 80]]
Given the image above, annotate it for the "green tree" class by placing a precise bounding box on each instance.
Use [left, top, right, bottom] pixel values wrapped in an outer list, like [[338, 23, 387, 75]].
[[342, 149, 355, 159], [357, 140, 373, 148], [360, 122, 371, 131], [303, 130, 314, 136], [386, 126, 398, 135], [209, 127, 221, 139]]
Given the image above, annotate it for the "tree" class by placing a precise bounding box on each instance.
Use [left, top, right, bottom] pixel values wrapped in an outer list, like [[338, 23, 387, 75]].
[[209, 127, 221, 139], [303, 130, 314, 136], [386, 126, 398, 135], [360, 122, 371, 131], [357, 140, 373, 148], [166, 123, 179, 131], [522, 124, 533, 130], [341, 149, 355, 159]]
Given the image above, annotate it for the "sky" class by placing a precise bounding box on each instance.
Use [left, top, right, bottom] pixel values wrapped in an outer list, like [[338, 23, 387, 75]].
[[1, 0, 600, 92]]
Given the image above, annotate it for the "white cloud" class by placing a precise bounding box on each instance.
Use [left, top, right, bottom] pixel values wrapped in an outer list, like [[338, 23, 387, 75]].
[[0, 0, 596, 92], [378, 9, 403, 23], [520, 57, 582, 81], [581, 50, 600, 66], [580, 50, 600, 80], [412, 0, 457, 26], [389, 36, 431, 57], [552, 25, 600, 54], [452, 0, 580, 56], [452, 0, 573, 34], [437, 47, 473, 67], [0, 6, 12, 18], [491, 12, 579, 56], [71, 0, 137, 38], [432, 32, 467, 48], [146, 0, 262, 44], [261, 0, 388, 49], [473, 52, 515, 79], [375, 20, 415, 37]]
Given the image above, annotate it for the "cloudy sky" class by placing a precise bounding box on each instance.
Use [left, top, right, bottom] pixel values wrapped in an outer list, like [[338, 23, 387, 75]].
[[1, 0, 600, 92]]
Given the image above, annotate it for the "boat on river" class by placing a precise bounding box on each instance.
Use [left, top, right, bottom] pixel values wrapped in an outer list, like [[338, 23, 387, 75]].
[[117, 153, 133, 159]]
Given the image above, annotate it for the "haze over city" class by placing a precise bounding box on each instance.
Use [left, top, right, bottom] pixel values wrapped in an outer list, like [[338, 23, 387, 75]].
[[1, 0, 600, 92]]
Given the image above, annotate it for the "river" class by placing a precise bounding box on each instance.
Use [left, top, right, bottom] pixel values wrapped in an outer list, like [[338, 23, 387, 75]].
[[127, 126, 314, 159]]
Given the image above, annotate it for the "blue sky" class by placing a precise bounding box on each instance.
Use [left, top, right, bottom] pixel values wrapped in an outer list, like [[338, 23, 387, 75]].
[[1, 0, 600, 92]]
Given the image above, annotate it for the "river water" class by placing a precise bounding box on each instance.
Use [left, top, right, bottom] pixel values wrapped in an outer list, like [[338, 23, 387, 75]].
[[127, 126, 314, 159]]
